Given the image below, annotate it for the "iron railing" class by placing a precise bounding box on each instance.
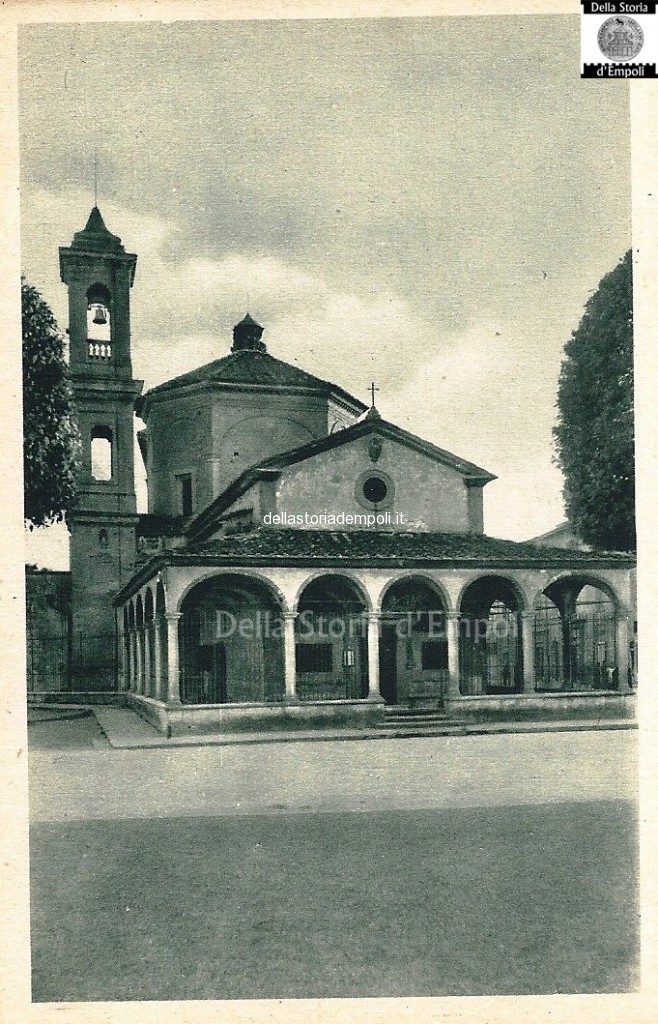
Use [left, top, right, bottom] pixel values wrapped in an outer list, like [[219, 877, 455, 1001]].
[[534, 611, 618, 692], [26, 633, 117, 693]]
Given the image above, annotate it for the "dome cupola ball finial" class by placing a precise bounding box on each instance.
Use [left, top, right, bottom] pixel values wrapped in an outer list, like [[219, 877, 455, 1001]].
[[232, 313, 266, 353]]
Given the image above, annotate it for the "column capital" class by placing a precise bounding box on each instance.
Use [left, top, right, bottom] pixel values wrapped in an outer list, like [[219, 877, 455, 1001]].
[[445, 610, 462, 622], [282, 610, 298, 622], [164, 611, 183, 622], [367, 611, 382, 623], [521, 609, 536, 621]]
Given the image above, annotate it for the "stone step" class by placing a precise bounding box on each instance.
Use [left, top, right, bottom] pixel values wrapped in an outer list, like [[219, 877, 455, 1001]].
[[383, 705, 445, 717], [377, 723, 467, 737], [380, 711, 449, 725]]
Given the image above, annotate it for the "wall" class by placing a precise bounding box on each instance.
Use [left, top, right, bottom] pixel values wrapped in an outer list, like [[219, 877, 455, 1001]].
[[327, 397, 360, 434], [273, 434, 474, 532], [26, 569, 71, 638], [146, 394, 213, 515], [210, 391, 326, 492], [25, 569, 71, 692], [145, 387, 330, 517]]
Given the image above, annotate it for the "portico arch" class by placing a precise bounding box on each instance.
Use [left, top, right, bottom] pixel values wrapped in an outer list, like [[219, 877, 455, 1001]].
[[179, 573, 285, 704], [534, 574, 619, 692], [295, 574, 369, 701], [292, 570, 371, 615], [175, 568, 288, 615], [378, 573, 451, 615], [458, 575, 524, 695], [379, 576, 449, 706]]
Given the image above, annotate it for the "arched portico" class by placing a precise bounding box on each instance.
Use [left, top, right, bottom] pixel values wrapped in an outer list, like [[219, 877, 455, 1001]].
[[379, 576, 448, 706], [117, 557, 635, 735], [458, 575, 524, 695], [179, 573, 285, 704], [295, 575, 370, 701], [534, 574, 621, 692]]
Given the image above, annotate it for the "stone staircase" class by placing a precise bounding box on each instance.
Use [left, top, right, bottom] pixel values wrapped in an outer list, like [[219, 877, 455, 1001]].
[[377, 703, 463, 736]]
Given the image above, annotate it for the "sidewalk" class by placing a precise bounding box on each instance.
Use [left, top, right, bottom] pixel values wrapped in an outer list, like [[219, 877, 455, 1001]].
[[92, 705, 636, 751]]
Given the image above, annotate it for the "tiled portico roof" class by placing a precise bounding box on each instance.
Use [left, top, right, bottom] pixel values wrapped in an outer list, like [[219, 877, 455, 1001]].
[[114, 529, 634, 605], [185, 529, 633, 564]]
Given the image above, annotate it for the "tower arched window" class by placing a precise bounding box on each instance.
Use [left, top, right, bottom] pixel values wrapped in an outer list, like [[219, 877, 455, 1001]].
[[91, 425, 113, 481], [86, 283, 112, 357]]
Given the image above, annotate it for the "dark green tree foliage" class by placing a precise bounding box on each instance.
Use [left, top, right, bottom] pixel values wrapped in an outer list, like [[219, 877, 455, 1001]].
[[22, 278, 79, 527], [554, 251, 635, 551]]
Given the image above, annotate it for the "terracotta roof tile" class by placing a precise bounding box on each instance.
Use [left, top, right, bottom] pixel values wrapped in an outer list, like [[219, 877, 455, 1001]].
[[183, 529, 632, 565], [137, 350, 366, 411]]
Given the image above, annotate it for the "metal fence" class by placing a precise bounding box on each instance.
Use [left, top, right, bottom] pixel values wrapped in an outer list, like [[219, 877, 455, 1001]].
[[534, 610, 618, 692], [26, 633, 117, 693], [459, 609, 523, 695], [180, 670, 285, 705], [295, 677, 368, 702]]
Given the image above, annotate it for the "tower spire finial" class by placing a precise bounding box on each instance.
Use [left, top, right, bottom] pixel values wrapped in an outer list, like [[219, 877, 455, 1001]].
[[94, 149, 98, 207]]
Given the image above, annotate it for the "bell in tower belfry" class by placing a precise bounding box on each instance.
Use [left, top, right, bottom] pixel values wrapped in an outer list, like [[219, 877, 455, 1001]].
[[92, 303, 108, 326], [59, 206, 144, 695]]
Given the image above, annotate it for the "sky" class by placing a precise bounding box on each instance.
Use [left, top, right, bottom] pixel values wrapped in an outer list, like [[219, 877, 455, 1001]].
[[19, 15, 631, 568]]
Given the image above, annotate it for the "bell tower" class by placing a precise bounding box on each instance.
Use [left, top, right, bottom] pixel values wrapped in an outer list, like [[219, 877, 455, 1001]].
[[59, 206, 143, 691]]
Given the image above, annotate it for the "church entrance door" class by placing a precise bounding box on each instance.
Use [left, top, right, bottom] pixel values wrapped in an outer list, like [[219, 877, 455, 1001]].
[[379, 578, 448, 707]]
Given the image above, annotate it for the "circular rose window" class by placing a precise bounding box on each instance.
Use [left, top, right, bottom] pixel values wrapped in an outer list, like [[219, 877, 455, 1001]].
[[355, 470, 395, 511], [362, 476, 388, 504]]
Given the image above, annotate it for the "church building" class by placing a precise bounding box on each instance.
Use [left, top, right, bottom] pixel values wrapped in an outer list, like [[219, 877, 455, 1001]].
[[54, 206, 636, 736]]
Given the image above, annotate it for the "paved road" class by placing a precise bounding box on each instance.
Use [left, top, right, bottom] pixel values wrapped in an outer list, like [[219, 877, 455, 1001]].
[[29, 728, 637, 823], [28, 729, 638, 1001]]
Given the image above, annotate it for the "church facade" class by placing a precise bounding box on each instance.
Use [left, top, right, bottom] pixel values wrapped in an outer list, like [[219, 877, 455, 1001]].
[[57, 207, 636, 736]]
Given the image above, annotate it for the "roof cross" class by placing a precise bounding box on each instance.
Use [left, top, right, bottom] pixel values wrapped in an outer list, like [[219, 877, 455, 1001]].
[[369, 381, 379, 408]]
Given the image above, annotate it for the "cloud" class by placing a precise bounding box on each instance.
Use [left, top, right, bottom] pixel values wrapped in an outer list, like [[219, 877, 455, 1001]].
[[22, 188, 439, 394], [23, 186, 570, 568]]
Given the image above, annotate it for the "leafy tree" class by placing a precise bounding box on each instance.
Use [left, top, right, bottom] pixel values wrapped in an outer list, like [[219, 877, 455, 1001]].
[[22, 278, 79, 528], [554, 251, 634, 551]]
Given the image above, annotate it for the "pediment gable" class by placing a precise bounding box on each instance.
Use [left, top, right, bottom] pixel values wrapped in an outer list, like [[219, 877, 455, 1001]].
[[187, 417, 495, 542]]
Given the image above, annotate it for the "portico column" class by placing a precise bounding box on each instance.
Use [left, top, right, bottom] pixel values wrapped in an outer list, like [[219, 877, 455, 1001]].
[[445, 612, 461, 698], [143, 621, 152, 697], [283, 611, 297, 700], [616, 615, 631, 693], [367, 612, 382, 700], [135, 629, 144, 694], [165, 612, 182, 703], [127, 631, 135, 690], [521, 611, 536, 693], [130, 630, 138, 688], [153, 616, 163, 700], [117, 615, 127, 692]]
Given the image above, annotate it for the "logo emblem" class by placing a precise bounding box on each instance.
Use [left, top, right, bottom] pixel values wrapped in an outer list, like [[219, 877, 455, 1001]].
[[597, 16, 644, 62]]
